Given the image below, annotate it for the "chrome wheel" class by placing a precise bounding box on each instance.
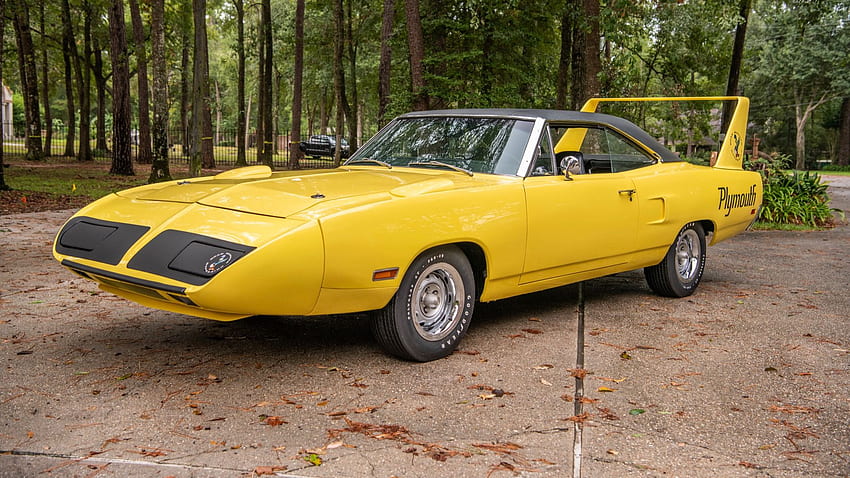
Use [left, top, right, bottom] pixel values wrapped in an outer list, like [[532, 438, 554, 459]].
[[411, 263, 464, 342], [371, 246, 475, 361], [675, 229, 701, 284], [644, 222, 706, 298]]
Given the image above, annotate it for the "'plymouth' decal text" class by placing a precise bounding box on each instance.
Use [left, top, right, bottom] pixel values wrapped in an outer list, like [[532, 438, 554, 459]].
[[718, 184, 757, 216]]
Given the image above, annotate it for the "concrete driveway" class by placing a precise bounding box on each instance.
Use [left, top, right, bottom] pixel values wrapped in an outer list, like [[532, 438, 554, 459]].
[[2, 176, 848, 477]]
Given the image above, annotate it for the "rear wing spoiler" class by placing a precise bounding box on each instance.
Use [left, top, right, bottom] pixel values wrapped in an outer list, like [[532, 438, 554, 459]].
[[580, 96, 749, 170]]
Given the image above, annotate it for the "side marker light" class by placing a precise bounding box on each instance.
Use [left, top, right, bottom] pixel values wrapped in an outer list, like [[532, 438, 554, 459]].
[[372, 268, 399, 281]]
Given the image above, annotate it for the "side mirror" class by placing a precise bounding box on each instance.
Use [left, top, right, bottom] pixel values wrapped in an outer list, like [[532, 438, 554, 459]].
[[557, 151, 584, 180]]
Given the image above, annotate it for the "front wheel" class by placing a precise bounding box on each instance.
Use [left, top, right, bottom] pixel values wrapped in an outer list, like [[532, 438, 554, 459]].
[[371, 246, 475, 362], [644, 222, 706, 298]]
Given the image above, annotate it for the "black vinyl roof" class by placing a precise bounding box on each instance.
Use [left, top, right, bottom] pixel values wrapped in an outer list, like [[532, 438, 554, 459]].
[[399, 108, 681, 163]]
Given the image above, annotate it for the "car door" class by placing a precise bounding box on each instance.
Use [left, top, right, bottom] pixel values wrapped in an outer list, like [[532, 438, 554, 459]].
[[520, 125, 646, 284]]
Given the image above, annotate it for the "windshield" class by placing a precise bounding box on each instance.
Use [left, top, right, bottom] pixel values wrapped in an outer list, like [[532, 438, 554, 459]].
[[348, 116, 534, 176]]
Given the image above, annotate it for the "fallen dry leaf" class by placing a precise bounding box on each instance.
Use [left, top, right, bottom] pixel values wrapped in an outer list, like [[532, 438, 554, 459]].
[[263, 416, 286, 426], [253, 465, 287, 475], [567, 368, 587, 379]]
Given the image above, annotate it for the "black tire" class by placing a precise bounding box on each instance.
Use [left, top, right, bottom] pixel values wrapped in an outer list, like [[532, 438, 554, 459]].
[[644, 222, 706, 298], [371, 246, 475, 362]]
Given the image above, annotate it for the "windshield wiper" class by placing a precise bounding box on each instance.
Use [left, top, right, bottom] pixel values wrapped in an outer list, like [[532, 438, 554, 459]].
[[408, 161, 473, 176], [345, 158, 392, 169]]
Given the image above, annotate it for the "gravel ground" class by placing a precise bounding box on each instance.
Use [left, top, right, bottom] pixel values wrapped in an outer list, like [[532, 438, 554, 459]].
[[1, 176, 848, 477]]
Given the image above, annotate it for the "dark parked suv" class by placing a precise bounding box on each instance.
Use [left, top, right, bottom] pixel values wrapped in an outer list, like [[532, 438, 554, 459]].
[[299, 135, 350, 158]]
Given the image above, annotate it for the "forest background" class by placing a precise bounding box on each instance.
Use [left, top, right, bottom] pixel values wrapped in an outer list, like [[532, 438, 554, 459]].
[[0, 0, 849, 186]]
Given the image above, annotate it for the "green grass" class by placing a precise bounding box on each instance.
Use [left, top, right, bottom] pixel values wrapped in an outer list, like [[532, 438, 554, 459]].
[[751, 221, 823, 231], [818, 170, 850, 177], [4, 157, 163, 200]]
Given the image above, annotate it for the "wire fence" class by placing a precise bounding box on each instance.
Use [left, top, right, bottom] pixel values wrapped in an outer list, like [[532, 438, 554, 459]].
[[0, 123, 339, 170]]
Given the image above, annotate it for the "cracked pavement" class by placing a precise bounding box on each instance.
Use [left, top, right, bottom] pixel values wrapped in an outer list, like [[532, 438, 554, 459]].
[[1, 176, 849, 477]]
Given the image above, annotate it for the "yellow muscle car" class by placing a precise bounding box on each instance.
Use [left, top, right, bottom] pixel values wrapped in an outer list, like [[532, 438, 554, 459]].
[[53, 97, 762, 361]]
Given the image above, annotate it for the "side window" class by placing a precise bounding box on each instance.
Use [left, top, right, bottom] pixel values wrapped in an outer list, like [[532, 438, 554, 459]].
[[551, 124, 656, 175], [606, 130, 655, 172], [579, 127, 611, 174], [530, 129, 555, 176]]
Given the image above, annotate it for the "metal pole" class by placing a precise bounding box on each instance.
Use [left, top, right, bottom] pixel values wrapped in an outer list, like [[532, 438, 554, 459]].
[[572, 281, 585, 478]]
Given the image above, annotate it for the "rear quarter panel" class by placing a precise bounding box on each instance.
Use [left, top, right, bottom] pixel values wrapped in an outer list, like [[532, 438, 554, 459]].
[[630, 162, 762, 266]]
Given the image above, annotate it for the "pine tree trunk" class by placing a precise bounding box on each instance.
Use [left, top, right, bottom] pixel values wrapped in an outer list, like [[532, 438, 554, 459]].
[[722, 0, 751, 133], [180, 24, 190, 157], [39, 3, 52, 157], [108, 0, 134, 176], [291, 0, 304, 169], [93, 41, 109, 154], [191, 0, 214, 175], [61, 38, 76, 157], [75, 1, 93, 161], [377, 0, 393, 126], [837, 98, 850, 166], [0, 0, 7, 190], [235, 0, 247, 167], [404, 0, 427, 111], [345, 0, 357, 153], [570, 0, 601, 110], [12, 0, 43, 161], [129, 0, 153, 164], [261, 0, 273, 167], [556, 7, 572, 110], [149, 0, 171, 182], [256, 14, 265, 165], [333, 0, 346, 166]]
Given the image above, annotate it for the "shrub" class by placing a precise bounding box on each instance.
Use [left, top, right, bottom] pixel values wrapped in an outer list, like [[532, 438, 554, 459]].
[[747, 153, 840, 228], [759, 170, 838, 227]]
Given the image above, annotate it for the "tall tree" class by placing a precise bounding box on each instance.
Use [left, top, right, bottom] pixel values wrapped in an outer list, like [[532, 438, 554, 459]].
[[291, 0, 305, 169], [256, 12, 266, 164], [74, 0, 93, 161], [721, 0, 751, 133], [108, 0, 134, 175], [345, 0, 358, 151], [377, 0, 394, 125], [750, 0, 850, 169], [38, 3, 52, 157], [92, 37, 109, 154], [556, 5, 575, 109], [179, 0, 191, 157], [11, 0, 43, 161], [570, 0, 602, 109], [838, 98, 850, 166], [405, 0, 427, 111], [234, 0, 247, 167], [259, 0, 273, 167], [333, 0, 346, 165], [149, 0, 171, 182], [190, 0, 214, 175], [0, 0, 7, 190], [61, 31, 76, 157], [129, 0, 152, 164]]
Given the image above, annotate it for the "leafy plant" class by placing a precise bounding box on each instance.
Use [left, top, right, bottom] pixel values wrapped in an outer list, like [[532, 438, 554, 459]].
[[754, 153, 842, 227]]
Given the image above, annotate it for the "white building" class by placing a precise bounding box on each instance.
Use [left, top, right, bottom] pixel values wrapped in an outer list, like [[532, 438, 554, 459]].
[[1, 83, 12, 140]]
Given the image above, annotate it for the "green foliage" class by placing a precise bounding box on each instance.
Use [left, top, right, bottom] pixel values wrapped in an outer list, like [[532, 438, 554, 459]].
[[756, 154, 839, 227], [821, 164, 850, 172]]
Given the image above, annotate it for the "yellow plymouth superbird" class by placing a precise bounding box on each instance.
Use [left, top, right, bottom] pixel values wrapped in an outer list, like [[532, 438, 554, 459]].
[[54, 97, 762, 361]]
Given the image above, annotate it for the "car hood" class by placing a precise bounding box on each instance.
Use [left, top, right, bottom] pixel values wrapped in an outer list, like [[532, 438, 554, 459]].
[[116, 167, 492, 218]]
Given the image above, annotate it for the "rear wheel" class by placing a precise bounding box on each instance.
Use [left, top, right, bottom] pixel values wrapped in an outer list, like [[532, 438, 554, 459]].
[[371, 246, 475, 362], [644, 222, 706, 298]]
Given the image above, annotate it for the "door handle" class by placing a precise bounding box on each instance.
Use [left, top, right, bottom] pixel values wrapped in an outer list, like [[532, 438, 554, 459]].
[[618, 189, 636, 201]]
